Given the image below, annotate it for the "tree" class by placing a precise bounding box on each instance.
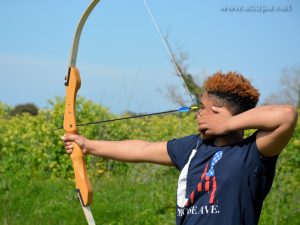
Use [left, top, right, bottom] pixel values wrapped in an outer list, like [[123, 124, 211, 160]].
[[163, 37, 206, 106], [10, 103, 39, 116], [264, 66, 300, 107]]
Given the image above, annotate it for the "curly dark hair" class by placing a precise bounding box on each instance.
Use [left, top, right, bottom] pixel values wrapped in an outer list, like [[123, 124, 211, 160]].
[[204, 71, 260, 114]]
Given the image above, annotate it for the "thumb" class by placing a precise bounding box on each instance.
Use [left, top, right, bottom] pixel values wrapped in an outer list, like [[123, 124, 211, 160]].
[[61, 134, 78, 142]]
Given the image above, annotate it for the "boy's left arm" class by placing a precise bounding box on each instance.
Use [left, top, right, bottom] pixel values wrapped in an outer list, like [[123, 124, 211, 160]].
[[199, 105, 298, 157]]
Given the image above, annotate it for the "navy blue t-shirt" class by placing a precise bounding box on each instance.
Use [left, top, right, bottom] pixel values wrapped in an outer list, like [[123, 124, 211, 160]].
[[167, 133, 277, 225]]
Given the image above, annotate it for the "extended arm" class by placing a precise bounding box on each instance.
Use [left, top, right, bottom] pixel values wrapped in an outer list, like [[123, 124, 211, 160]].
[[62, 134, 173, 166]]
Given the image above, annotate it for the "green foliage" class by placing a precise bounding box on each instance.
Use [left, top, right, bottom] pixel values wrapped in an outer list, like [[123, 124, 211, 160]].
[[0, 102, 12, 117], [0, 99, 299, 225], [258, 111, 300, 225]]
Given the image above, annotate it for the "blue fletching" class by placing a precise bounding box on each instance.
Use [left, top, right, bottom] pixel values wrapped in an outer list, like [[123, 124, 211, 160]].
[[177, 106, 190, 112]]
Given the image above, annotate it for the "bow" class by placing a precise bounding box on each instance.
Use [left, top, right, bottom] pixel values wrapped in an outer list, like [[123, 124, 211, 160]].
[[62, 1, 197, 223], [63, 0, 100, 224]]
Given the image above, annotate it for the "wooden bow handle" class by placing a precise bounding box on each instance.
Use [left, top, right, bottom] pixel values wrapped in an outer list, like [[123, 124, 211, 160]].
[[64, 67, 93, 206]]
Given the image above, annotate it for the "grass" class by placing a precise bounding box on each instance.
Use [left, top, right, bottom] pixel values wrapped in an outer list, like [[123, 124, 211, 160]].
[[0, 167, 177, 225]]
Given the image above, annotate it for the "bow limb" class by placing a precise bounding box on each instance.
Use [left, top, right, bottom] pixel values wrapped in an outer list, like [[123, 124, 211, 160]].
[[63, 0, 100, 224]]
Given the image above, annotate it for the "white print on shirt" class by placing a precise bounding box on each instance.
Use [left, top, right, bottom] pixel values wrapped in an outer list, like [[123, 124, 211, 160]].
[[177, 204, 220, 217], [177, 149, 197, 207]]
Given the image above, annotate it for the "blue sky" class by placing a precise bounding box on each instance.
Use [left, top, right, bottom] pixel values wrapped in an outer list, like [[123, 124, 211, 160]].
[[0, 0, 299, 114]]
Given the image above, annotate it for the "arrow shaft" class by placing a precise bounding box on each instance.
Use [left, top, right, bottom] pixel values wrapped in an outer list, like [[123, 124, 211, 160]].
[[76, 109, 179, 127]]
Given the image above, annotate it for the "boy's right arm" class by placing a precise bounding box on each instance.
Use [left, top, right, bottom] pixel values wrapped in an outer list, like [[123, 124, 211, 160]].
[[62, 134, 173, 166]]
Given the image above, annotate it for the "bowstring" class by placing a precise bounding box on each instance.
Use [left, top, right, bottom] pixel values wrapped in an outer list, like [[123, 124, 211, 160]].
[[143, 0, 197, 106]]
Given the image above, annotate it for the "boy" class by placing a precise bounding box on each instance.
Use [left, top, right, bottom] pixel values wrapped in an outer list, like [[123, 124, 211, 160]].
[[62, 71, 298, 225]]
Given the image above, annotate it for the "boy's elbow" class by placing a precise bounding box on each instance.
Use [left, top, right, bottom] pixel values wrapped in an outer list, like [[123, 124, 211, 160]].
[[282, 105, 298, 126]]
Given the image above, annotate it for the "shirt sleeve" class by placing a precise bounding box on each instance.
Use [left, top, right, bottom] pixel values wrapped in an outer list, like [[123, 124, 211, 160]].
[[247, 131, 278, 174], [167, 134, 201, 170], [246, 131, 278, 200]]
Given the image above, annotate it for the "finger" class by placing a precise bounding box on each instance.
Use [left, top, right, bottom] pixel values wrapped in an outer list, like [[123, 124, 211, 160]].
[[205, 129, 213, 135], [64, 141, 72, 146], [199, 124, 209, 130], [65, 143, 73, 149], [61, 135, 68, 141], [211, 106, 223, 113], [66, 149, 73, 154], [64, 141, 73, 147]]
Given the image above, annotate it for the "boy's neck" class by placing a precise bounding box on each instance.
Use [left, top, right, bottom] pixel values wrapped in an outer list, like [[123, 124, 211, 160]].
[[213, 131, 244, 147]]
